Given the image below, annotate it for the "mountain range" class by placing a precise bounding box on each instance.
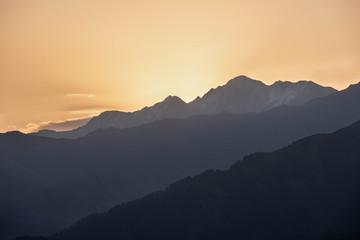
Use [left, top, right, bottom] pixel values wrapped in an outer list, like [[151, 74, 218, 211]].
[[32, 76, 336, 139], [1, 79, 359, 239], [20, 115, 360, 240]]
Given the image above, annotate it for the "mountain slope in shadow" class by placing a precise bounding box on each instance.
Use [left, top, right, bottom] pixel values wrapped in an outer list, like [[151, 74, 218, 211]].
[[22, 118, 360, 240], [1, 82, 359, 239], [32, 76, 336, 139]]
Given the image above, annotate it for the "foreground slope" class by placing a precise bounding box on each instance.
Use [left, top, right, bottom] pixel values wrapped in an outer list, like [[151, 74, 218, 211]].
[[33, 76, 336, 139], [26, 119, 360, 240], [0, 82, 358, 239]]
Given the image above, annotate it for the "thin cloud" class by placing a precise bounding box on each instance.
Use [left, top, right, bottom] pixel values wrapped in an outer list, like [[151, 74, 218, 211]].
[[66, 109, 107, 116], [63, 104, 114, 111], [15, 118, 91, 133], [66, 93, 95, 98]]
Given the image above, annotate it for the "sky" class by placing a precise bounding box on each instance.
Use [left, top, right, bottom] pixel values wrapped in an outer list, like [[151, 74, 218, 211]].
[[1, 0, 360, 133]]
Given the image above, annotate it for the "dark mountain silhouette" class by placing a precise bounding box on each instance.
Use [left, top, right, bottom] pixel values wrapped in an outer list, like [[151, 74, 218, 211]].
[[32, 76, 336, 139], [1, 82, 359, 239], [19, 119, 360, 240]]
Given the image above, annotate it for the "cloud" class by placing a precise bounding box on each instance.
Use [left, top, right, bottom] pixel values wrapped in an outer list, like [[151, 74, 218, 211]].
[[63, 104, 114, 111], [66, 109, 106, 116], [16, 118, 91, 133], [66, 93, 95, 98]]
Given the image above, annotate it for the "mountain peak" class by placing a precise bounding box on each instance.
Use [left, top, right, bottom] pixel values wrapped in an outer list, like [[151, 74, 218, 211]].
[[272, 80, 293, 85], [347, 81, 360, 89], [5, 130, 25, 136], [272, 80, 328, 87], [164, 95, 182, 101], [232, 75, 255, 81], [32, 75, 339, 139], [198, 75, 263, 99], [161, 95, 186, 105], [0, 130, 27, 140], [271, 80, 338, 95], [227, 75, 263, 85]]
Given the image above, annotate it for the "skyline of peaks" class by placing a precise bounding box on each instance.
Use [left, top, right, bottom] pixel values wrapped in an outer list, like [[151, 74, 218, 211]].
[[31, 75, 338, 139]]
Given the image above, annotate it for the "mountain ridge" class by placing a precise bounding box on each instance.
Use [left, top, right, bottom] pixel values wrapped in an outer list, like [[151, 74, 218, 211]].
[[2, 81, 358, 240], [21, 119, 360, 240], [32, 75, 337, 139]]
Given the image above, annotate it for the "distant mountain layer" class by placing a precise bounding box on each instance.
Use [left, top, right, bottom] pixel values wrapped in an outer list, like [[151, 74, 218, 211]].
[[188, 76, 336, 114], [32, 76, 336, 138], [1, 82, 359, 240], [22, 118, 360, 240]]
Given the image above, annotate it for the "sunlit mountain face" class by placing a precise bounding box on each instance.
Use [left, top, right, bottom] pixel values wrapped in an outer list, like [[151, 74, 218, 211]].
[[1, 1, 359, 240]]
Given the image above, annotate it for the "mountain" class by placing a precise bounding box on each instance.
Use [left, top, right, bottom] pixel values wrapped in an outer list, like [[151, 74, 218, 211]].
[[189, 75, 336, 114], [32, 118, 91, 133], [1, 82, 358, 239], [20, 119, 360, 240], [33, 95, 190, 139], [32, 76, 336, 139]]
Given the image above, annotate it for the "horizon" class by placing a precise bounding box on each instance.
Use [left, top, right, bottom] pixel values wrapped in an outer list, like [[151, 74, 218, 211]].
[[1, 0, 360, 133], [1, 75, 349, 134]]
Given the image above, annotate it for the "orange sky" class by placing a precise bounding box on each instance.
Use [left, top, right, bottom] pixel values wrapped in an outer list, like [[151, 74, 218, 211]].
[[1, 0, 360, 133]]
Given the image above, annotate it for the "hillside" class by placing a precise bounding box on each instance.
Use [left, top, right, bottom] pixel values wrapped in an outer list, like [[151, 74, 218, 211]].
[[1, 82, 359, 239], [22, 118, 360, 240]]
